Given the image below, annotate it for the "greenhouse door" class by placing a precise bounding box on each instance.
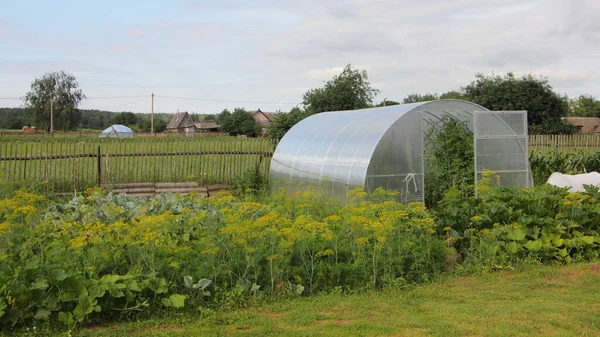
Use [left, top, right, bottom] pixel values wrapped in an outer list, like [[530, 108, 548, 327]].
[[473, 111, 530, 196]]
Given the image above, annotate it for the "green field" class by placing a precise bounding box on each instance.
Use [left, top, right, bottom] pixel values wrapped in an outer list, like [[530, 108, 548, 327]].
[[77, 262, 600, 337], [0, 137, 276, 193]]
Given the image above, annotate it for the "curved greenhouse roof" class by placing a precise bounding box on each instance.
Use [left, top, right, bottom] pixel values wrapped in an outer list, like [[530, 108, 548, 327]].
[[98, 125, 135, 138], [270, 99, 532, 203]]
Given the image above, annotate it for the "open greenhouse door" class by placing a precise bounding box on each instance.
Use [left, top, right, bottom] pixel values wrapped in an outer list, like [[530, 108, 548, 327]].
[[474, 111, 530, 196]]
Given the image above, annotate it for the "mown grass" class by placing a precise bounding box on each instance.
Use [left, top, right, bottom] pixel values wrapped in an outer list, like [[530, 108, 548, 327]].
[[70, 262, 600, 337]]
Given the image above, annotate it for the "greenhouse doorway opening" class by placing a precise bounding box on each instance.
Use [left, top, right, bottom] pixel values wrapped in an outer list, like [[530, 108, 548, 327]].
[[269, 99, 532, 205]]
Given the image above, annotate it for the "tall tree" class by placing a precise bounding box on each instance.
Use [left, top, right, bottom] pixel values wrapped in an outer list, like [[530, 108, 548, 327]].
[[462, 73, 572, 134], [268, 107, 309, 139], [216, 109, 232, 126], [439, 91, 467, 100], [303, 64, 379, 114], [112, 112, 137, 126], [402, 93, 439, 103], [23, 71, 85, 132], [221, 108, 260, 136], [568, 95, 600, 117]]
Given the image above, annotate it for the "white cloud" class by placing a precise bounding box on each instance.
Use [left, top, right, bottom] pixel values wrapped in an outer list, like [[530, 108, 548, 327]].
[[128, 27, 144, 38]]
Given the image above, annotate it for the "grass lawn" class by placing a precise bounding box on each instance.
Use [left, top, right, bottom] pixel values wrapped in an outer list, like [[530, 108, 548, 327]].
[[74, 262, 600, 337]]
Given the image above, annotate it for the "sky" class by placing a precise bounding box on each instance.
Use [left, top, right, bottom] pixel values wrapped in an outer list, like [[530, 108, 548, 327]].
[[0, 0, 599, 114]]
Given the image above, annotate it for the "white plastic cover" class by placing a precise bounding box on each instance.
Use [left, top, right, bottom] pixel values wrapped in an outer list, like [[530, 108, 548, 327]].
[[98, 125, 135, 138], [270, 99, 533, 203], [546, 172, 600, 192]]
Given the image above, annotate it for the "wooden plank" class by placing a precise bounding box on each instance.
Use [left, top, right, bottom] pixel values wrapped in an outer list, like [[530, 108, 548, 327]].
[[206, 183, 228, 191], [155, 182, 200, 188], [155, 187, 208, 194], [125, 193, 156, 197], [107, 182, 155, 189], [113, 187, 155, 194]]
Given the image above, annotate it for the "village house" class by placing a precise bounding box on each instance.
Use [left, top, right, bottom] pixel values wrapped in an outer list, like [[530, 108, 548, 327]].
[[565, 117, 600, 134], [166, 111, 195, 134], [251, 109, 278, 136], [193, 122, 219, 133]]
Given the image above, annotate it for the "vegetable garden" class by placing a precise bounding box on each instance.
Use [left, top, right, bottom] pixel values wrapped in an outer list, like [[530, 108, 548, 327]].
[[1, 171, 599, 333], [1, 130, 600, 334]]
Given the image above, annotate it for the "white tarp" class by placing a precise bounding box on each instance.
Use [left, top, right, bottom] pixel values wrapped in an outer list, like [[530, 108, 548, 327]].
[[546, 172, 600, 192]]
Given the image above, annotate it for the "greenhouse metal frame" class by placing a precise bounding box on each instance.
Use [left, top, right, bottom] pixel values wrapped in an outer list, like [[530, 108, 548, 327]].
[[269, 99, 532, 204]]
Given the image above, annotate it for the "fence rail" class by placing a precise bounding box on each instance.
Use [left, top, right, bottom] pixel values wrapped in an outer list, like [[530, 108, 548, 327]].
[[0, 138, 277, 194], [0, 130, 229, 138], [529, 134, 600, 149]]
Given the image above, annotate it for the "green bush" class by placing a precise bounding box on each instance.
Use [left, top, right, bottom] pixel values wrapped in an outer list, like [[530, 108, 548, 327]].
[[424, 115, 474, 207], [434, 171, 600, 272]]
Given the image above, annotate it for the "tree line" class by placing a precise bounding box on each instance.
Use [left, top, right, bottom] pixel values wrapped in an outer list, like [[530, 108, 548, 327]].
[[0, 107, 170, 132], [267, 65, 600, 138], [5, 68, 599, 136]]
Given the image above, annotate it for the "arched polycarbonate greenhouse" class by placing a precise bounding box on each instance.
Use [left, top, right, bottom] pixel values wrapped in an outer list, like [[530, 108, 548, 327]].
[[269, 99, 532, 204]]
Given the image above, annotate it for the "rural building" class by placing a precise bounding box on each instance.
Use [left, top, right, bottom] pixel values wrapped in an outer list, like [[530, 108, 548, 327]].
[[251, 109, 277, 136], [166, 112, 195, 134], [194, 122, 219, 133], [565, 117, 600, 133]]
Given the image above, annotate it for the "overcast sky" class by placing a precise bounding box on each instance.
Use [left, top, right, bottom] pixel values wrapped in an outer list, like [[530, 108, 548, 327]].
[[0, 0, 598, 114]]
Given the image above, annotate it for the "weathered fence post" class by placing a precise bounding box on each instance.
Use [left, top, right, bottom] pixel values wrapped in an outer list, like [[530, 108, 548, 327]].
[[97, 146, 101, 186]]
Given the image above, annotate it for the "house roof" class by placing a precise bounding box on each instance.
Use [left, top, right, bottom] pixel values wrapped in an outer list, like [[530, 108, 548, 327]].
[[251, 109, 278, 122], [565, 117, 600, 133], [167, 112, 194, 129], [194, 122, 219, 129]]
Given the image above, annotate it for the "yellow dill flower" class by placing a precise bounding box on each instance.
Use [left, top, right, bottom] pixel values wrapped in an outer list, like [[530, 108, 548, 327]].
[[325, 215, 341, 222], [267, 254, 280, 261], [470, 215, 484, 222], [427, 228, 435, 234], [68, 236, 87, 250], [356, 237, 369, 246], [445, 237, 455, 245], [443, 226, 452, 231]]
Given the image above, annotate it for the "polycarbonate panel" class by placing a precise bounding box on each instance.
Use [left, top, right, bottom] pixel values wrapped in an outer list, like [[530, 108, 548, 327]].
[[270, 102, 429, 202], [474, 111, 530, 195]]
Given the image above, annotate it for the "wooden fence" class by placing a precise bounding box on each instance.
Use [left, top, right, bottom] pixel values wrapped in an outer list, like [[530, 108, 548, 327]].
[[0, 138, 276, 195], [0, 130, 229, 139], [529, 134, 600, 149]]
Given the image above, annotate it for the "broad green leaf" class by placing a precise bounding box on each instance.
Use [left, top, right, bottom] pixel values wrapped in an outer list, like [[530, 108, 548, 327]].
[[294, 284, 304, 295], [73, 295, 96, 321], [195, 278, 212, 290], [58, 311, 74, 325], [34, 308, 51, 319], [524, 240, 542, 251], [169, 294, 187, 308], [506, 227, 526, 241], [0, 299, 7, 318], [557, 248, 569, 257], [505, 241, 519, 254], [126, 279, 142, 292], [31, 277, 49, 290], [581, 236, 595, 245], [184, 276, 194, 289], [552, 238, 564, 247], [88, 285, 105, 299], [148, 277, 168, 294], [52, 269, 68, 281]]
